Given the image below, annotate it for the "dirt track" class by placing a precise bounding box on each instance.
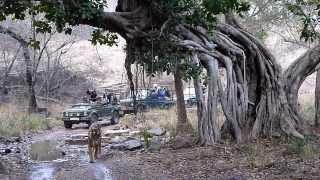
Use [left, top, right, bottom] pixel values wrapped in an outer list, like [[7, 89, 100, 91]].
[[1, 120, 320, 180]]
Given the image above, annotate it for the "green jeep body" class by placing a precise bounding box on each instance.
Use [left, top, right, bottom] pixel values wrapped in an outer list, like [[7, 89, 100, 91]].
[[62, 103, 123, 129]]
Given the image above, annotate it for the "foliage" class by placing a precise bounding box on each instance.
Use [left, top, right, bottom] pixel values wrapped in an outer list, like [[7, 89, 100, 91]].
[[0, 0, 117, 46], [0, 105, 61, 137], [287, 0, 320, 42], [91, 29, 118, 46], [0, 0, 250, 77], [141, 129, 153, 148], [287, 137, 315, 158], [245, 143, 259, 168], [161, 0, 249, 29]]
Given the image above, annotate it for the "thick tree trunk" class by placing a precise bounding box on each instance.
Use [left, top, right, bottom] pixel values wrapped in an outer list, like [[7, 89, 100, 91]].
[[87, 1, 320, 144], [315, 70, 320, 127], [125, 43, 135, 99], [284, 45, 320, 130], [0, 26, 38, 113], [314, 70, 320, 127], [192, 54, 207, 144], [174, 64, 189, 135], [25, 47, 38, 113], [178, 21, 305, 141], [192, 53, 223, 144], [1, 46, 20, 95]]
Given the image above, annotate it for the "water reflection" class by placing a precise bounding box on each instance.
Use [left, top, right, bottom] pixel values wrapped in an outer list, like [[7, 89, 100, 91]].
[[28, 140, 113, 180], [29, 163, 55, 180], [30, 140, 63, 161]]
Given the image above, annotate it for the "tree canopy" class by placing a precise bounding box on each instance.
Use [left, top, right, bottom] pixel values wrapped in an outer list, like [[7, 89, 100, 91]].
[[2, 0, 320, 144]]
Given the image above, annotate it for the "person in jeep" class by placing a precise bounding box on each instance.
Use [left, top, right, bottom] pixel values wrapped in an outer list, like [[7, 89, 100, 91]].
[[86, 89, 99, 103]]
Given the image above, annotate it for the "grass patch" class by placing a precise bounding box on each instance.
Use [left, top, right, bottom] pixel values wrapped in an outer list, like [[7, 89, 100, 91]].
[[0, 105, 62, 137], [287, 137, 315, 159], [120, 107, 198, 136]]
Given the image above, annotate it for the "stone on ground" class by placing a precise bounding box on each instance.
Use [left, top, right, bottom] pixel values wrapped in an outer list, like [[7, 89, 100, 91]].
[[147, 128, 166, 136], [70, 133, 88, 139], [0, 161, 8, 175], [110, 136, 127, 144], [148, 136, 162, 152], [129, 130, 141, 137], [124, 139, 142, 151], [110, 143, 126, 150], [104, 129, 130, 137], [65, 138, 88, 145], [171, 135, 194, 150]]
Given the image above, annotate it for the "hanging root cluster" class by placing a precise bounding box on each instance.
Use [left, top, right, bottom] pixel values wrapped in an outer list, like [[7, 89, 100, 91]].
[[175, 17, 306, 144], [112, 1, 320, 145]]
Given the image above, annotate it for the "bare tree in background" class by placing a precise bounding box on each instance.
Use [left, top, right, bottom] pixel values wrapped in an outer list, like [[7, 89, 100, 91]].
[[0, 46, 21, 95], [0, 25, 37, 112]]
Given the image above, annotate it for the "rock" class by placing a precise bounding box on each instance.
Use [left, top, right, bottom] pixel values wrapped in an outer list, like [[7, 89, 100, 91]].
[[70, 133, 88, 139], [216, 160, 225, 165], [228, 175, 247, 180], [110, 143, 126, 150], [15, 148, 21, 154], [124, 139, 142, 150], [129, 130, 141, 137], [0, 162, 8, 175], [4, 149, 11, 154], [148, 137, 162, 152], [112, 126, 121, 130], [171, 135, 194, 150], [0, 137, 5, 143], [110, 136, 127, 144], [11, 137, 21, 143], [104, 129, 130, 137], [65, 138, 88, 145], [147, 128, 166, 136]]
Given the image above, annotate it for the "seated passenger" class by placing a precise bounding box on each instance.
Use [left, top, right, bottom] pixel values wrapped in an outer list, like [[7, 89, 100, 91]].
[[158, 88, 166, 100], [90, 90, 98, 102]]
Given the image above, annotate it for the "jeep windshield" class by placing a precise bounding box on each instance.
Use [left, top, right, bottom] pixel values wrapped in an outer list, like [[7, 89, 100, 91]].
[[71, 104, 92, 109]]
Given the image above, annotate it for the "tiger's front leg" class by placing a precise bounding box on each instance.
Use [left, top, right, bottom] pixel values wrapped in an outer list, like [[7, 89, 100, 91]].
[[97, 138, 102, 156], [88, 144, 94, 163]]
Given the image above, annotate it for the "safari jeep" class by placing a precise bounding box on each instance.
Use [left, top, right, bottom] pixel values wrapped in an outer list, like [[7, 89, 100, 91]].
[[62, 103, 123, 129]]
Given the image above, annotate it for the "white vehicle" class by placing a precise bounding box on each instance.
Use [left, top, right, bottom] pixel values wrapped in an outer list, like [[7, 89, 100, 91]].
[[184, 87, 197, 106]]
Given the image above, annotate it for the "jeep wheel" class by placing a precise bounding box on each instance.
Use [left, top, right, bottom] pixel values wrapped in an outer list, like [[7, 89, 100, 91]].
[[111, 111, 120, 125], [64, 122, 72, 129]]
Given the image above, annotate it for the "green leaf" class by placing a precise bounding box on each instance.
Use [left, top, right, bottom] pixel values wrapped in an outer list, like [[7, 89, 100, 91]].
[[28, 39, 40, 50]]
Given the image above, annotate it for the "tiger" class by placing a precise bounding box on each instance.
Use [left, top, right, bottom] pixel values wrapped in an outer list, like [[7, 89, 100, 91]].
[[88, 122, 102, 163]]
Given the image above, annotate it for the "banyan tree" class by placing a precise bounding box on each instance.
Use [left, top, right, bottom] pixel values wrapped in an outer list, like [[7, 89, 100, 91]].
[[2, 0, 320, 145]]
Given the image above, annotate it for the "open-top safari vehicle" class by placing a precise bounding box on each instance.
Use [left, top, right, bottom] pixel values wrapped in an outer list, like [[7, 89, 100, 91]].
[[62, 103, 123, 129]]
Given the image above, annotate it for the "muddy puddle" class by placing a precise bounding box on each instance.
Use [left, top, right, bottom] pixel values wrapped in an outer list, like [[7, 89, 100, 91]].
[[30, 140, 64, 161], [29, 163, 55, 180], [28, 140, 113, 180]]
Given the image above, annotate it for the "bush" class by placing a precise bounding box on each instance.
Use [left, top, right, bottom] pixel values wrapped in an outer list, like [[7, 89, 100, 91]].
[[120, 107, 198, 136], [0, 105, 61, 137], [287, 137, 314, 158]]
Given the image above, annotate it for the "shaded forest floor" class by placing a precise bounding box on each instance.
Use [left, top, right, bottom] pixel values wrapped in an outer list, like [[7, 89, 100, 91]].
[[1, 107, 320, 180], [104, 132, 320, 180]]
